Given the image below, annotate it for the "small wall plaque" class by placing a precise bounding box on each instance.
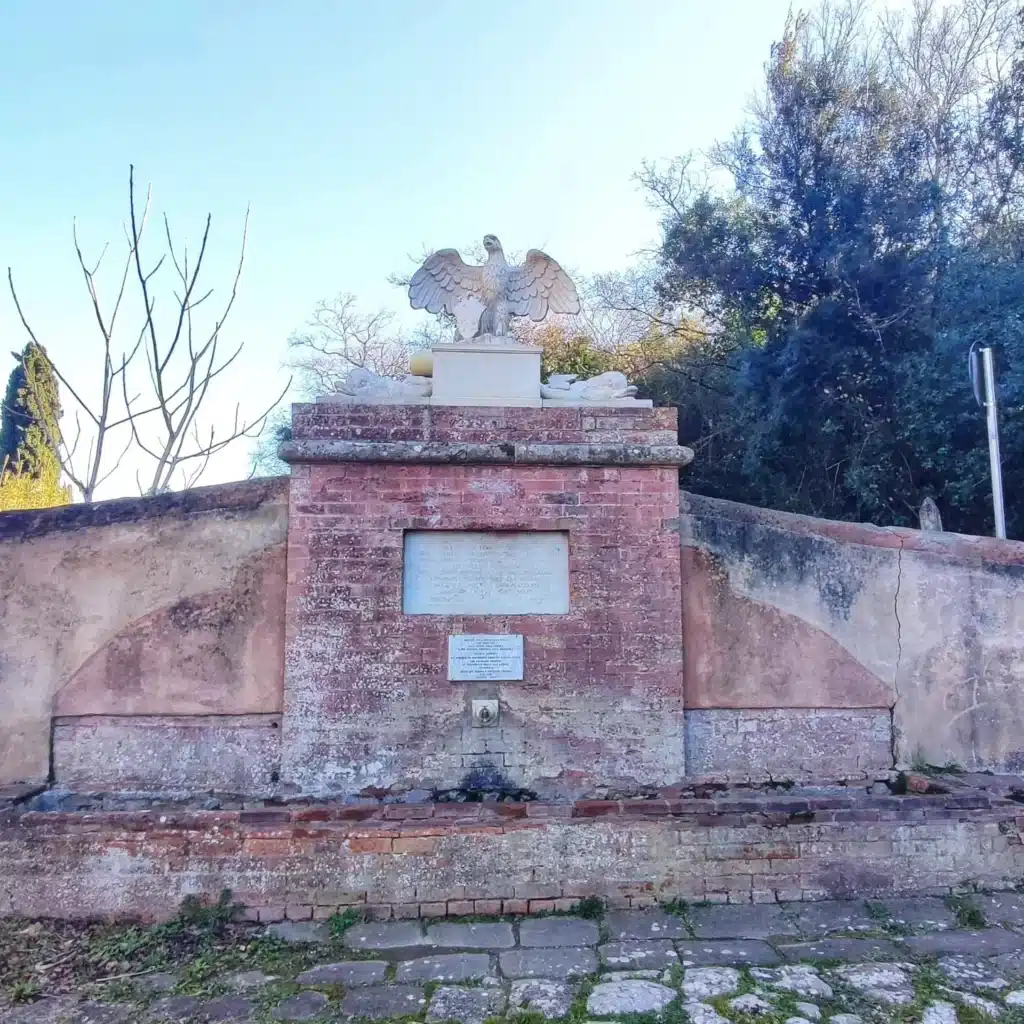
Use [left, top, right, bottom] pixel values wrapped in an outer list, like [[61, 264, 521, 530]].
[[448, 634, 524, 681]]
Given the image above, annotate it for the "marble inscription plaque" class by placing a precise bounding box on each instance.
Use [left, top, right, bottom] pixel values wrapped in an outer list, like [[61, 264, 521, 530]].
[[403, 531, 569, 615], [448, 634, 524, 681]]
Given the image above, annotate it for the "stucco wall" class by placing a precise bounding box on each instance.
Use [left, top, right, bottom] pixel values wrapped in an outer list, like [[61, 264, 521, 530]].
[[680, 492, 1024, 774], [0, 478, 288, 786]]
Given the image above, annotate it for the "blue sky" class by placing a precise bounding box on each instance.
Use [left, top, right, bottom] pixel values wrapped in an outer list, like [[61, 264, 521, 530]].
[[1, 0, 797, 495]]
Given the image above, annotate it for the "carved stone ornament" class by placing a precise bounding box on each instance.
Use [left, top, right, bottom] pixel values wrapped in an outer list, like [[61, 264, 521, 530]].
[[540, 371, 639, 402], [333, 366, 432, 399], [409, 235, 580, 340]]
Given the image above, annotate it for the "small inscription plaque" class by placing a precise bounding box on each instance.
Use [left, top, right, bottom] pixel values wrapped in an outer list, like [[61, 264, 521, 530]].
[[403, 531, 569, 615], [448, 634, 524, 681]]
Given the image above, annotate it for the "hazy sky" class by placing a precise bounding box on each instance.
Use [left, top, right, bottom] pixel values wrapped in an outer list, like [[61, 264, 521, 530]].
[[0, 0, 798, 495]]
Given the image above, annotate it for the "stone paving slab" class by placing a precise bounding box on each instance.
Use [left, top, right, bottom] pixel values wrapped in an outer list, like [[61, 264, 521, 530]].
[[150, 995, 203, 1020], [904, 928, 1024, 955], [776, 937, 901, 961], [273, 990, 330, 1021], [136, 972, 179, 994], [266, 921, 331, 944], [224, 970, 277, 990], [199, 995, 254, 1021], [340, 984, 428, 1020], [75, 1006, 135, 1024], [343, 921, 432, 952], [599, 940, 678, 969], [689, 903, 800, 939], [992, 950, 1024, 978], [519, 916, 600, 947], [426, 921, 516, 949], [426, 985, 507, 1024], [588, 979, 677, 1015], [500, 946, 599, 979], [4, 999, 80, 1024], [605, 909, 689, 940], [937, 955, 1011, 990], [785, 900, 879, 937], [509, 979, 576, 1019], [880, 897, 957, 931], [296, 960, 389, 986], [395, 953, 492, 983], [979, 892, 1024, 928], [676, 939, 781, 965]]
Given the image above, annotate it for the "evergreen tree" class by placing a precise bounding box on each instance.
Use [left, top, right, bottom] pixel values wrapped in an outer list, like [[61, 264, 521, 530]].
[[0, 342, 63, 478]]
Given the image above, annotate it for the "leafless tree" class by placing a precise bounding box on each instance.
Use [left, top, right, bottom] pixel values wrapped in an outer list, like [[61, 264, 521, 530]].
[[287, 294, 416, 394], [7, 166, 289, 500]]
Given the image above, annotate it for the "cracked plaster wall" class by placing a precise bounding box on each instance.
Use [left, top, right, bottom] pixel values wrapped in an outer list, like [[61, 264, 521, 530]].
[[0, 479, 288, 786], [682, 492, 1024, 773]]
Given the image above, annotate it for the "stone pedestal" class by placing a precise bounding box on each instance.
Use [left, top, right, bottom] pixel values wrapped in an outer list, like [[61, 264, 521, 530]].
[[279, 404, 692, 799], [431, 342, 543, 407]]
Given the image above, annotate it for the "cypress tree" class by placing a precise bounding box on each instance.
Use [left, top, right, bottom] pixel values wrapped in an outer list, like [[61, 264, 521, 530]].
[[0, 342, 62, 477]]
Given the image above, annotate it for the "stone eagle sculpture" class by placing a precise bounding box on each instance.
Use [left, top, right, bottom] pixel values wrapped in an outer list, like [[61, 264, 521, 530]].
[[408, 235, 580, 340]]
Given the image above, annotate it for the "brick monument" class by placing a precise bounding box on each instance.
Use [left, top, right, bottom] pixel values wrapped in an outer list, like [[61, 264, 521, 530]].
[[278, 235, 693, 798]]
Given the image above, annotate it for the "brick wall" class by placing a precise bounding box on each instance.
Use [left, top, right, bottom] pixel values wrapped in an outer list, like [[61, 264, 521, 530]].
[[2, 792, 1020, 922], [281, 405, 685, 798]]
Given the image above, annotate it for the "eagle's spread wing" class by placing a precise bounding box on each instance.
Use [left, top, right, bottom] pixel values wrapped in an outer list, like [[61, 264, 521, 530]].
[[408, 249, 484, 316], [505, 249, 581, 321]]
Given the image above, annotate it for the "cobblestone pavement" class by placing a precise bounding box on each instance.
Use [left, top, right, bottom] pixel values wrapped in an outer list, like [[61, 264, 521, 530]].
[[8, 896, 1024, 1023]]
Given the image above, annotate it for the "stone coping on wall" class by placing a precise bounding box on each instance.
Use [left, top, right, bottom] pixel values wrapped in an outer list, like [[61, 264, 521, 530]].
[[279, 438, 694, 467], [683, 490, 1024, 566], [7, 784, 1016, 827], [0, 476, 288, 541], [290, 403, 679, 445]]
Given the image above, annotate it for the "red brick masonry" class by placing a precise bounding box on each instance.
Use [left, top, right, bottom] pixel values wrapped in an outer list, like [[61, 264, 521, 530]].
[[2, 791, 1021, 922], [281, 404, 686, 797]]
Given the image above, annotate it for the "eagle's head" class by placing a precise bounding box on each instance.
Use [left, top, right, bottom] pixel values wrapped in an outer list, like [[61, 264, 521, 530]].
[[482, 234, 502, 255]]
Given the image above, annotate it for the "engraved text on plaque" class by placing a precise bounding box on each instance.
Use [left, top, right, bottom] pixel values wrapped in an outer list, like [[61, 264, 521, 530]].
[[403, 531, 569, 615], [448, 634, 524, 681]]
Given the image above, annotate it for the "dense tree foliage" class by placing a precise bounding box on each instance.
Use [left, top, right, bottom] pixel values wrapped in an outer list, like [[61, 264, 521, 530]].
[[642, 0, 1024, 535], [1, 342, 62, 477], [0, 343, 69, 509]]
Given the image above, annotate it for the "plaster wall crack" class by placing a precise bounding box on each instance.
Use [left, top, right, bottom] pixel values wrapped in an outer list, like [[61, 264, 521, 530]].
[[887, 530, 905, 768]]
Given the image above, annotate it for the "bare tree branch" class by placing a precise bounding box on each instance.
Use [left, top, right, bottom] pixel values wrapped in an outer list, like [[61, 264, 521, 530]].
[[7, 165, 287, 500]]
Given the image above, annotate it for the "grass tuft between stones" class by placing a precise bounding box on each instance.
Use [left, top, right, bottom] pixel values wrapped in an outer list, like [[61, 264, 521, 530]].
[[946, 894, 987, 929]]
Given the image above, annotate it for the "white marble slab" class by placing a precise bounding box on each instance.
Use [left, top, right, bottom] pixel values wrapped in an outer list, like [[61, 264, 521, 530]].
[[448, 634, 524, 681], [403, 531, 569, 615]]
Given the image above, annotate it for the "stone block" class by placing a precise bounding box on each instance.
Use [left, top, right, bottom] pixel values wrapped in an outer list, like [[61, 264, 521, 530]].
[[786, 900, 880, 937], [587, 980, 677, 1015], [500, 947, 598, 979], [339, 985, 428, 1020], [509, 979, 576, 1019], [689, 904, 799, 940], [199, 995, 254, 1021], [776, 938, 900, 961], [395, 954, 491, 983], [343, 921, 430, 952], [599, 941, 678, 970], [426, 922, 515, 949], [295, 960, 388, 986], [427, 985, 506, 1024], [675, 940, 780, 966], [979, 892, 1024, 927], [880, 897, 957, 931], [905, 930, 1024, 955], [519, 916, 600, 947], [605, 909, 688, 940]]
